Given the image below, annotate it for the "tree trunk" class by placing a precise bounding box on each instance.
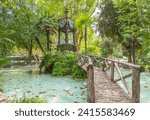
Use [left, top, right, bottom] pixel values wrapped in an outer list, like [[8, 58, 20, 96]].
[[28, 39, 33, 65], [46, 30, 50, 51], [28, 48, 32, 65], [74, 30, 79, 51], [78, 30, 84, 50], [35, 36, 45, 53], [84, 25, 87, 50], [127, 52, 132, 63]]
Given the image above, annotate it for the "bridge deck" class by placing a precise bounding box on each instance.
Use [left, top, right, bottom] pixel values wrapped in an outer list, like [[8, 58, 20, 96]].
[[94, 68, 132, 103]]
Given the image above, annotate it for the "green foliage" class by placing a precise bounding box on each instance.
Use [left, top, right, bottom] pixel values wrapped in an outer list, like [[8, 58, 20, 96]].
[[84, 46, 100, 55], [96, 0, 150, 69], [100, 38, 114, 57], [14, 97, 47, 103], [72, 65, 87, 79], [0, 0, 149, 71], [113, 44, 123, 58], [0, 57, 11, 67], [96, 0, 118, 38], [137, 45, 150, 71], [40, 51, 87, 79]]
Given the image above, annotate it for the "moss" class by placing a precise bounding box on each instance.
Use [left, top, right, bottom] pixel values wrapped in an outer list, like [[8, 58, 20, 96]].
[[40, 51, 87, 79]]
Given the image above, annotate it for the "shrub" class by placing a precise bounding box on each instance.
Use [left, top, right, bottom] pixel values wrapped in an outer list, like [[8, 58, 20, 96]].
[[84, 46, 100, 55], [0, 57, 11, 67], [40, 51, 87, 79], [72, 65, 87, 79]]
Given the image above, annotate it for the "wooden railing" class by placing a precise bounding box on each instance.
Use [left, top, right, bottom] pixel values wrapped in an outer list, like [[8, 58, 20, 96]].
[[76, 53, 95, 103], [76, 53, 145, 103], [87, 57, 95, 103], [102, 58, 145, 103], [7, 55, 41, 64]]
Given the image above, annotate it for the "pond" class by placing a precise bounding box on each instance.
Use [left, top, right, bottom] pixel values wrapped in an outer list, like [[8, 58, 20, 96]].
[[0, 65, 87, 103], [1, 65, 150, 103], [113, 69, 150, 103]]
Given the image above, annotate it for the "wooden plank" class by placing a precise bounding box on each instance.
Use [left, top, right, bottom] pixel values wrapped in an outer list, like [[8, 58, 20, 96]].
[[132, 68, 140, 103], [104, 60, 109, 68], [115, 72, 132, 82], [104, 60, 110, 72], [78, 58, 86, 67], [104, 66, 110, 72], [114, 63, 130, 94], [102, 60, 105, 72], [111, 62, 114, 81]]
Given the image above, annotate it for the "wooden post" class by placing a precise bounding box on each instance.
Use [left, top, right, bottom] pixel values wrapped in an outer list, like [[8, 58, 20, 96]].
[[87, 58, 95, 103], [115, 63, 130, 94], [111, 61, 114, 81], [132, 68, 140, 103], [102, 60, 105, 72]]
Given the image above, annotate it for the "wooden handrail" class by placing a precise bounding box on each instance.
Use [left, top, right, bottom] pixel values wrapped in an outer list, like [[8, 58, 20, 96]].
[[102, 58, 145, 103], [103, 58, 145, 72], [87, 57, 95, 103], [75, 53, 95, 103], [75, 53, 144, 103]]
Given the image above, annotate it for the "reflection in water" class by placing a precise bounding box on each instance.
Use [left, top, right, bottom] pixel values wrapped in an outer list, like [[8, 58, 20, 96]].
[[0, 65, 87, 103]]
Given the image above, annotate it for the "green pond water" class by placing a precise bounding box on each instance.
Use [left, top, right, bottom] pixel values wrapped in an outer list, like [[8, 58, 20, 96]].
[[0, 65, 87, 103], [0, 66, 150, 103], [108, 69, 150, 103]]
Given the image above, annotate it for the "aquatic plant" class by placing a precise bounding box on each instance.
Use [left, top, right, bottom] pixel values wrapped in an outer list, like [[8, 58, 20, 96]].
[[40, 51, 87, 79], [14, 96, 47, 103], [0, 83, 3, 92]]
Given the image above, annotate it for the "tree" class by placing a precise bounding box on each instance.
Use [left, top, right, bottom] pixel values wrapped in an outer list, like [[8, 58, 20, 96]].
[[35, 16, 57, 51], [0, 1, 16, 56], [96, 0, 150, 64]]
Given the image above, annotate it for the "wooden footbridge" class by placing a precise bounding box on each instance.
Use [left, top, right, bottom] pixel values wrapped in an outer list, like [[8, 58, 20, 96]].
[[76, 53, 145, 103], [4, 53, 145, 103]]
